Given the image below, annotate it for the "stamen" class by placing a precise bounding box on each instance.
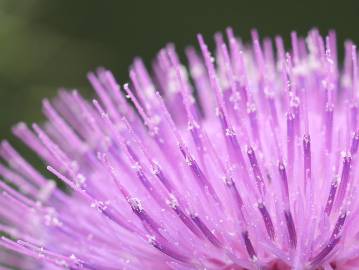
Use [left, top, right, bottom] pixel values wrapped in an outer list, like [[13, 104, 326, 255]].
[[287, 112, 295, 174], [88, 72, 121, 123], [350, 131, 359, 155], [330, 212, 347, 240], [170, 202, 203, 238], [191, 214, 223, 248], [284, 210, 297, 248], [303, 134, 312, 187], [278, 162, 289, 206], [309, 237, 340, 267], [242, 231, 257, 261], [258, 202, 275, 240], [179, 145, 220, 204], [149, 237, 190, 263], [247, 146, 265, 196], [334, 154, 352, 210], [324, 175, 339, 216], [310, 212, 346, 267], [325, 103, 334, 152]]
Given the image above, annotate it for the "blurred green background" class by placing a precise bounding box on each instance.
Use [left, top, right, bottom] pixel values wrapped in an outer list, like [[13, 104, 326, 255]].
[[0, 0, 359, 150]]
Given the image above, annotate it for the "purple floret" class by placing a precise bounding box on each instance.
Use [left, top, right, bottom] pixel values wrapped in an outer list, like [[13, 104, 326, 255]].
[[1, 28, 359, 269]]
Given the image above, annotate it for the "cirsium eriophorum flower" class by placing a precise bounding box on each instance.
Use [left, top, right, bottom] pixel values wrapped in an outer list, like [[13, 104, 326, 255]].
[[1, 28, 359, 270]]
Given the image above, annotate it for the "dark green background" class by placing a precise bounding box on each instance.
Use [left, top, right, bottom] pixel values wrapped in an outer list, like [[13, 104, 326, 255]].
[[0, 0, 359, 149]]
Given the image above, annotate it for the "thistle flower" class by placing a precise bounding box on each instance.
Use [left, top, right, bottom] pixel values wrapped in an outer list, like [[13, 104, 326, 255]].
[[1, 28, 359, 270]]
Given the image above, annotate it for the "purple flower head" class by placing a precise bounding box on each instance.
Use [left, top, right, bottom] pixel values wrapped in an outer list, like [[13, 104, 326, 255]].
[[1, 28, 359, 270]]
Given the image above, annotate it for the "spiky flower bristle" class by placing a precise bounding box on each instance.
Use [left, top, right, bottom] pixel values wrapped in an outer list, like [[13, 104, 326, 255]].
[[1, 28, 359, 270]]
